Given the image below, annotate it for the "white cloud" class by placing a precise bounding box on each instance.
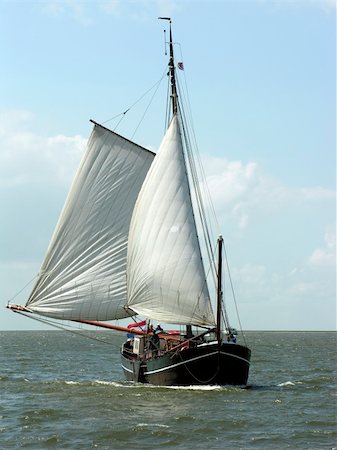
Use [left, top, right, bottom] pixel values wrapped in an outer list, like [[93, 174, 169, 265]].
[[309, 224, 336, 268], [300, 187, 336, 201], [201, 155, 336, 230], [0, 110, 86, 189], [232, 263, 269, 300], [309, 248, 335, 267], [99, 0, 121, 15], [227, 254, 335, 329], [199, 155, 335, 328], [99, 0, 180, 18], [42, 0, 93, 26], [3, 111, 334, 232], [41, 0, 180, 24]]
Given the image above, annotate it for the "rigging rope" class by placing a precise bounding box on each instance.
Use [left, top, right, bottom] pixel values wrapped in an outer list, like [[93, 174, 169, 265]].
[[101, 67, 167, 131], [131, 68, 167, 140], [12, 310, 123, 348], [176, 62, 220, 238], [174, 57, 247, 343], [6, 274, 38, 305], [176, 81, 217, 286], [223, 243, 247, 346]]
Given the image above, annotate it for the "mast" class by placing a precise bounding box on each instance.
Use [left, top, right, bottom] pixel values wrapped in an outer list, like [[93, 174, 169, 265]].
[[216, 235, 223, 344], [161, 19, 187, 335], [159, 17, 178, 116]]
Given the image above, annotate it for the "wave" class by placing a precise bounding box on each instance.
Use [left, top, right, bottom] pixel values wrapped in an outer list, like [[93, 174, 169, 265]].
[[245, 381, 300, 390], [135, 423, 170, 428], [160, 384, 225, 391], [277, 381, 296, 387]]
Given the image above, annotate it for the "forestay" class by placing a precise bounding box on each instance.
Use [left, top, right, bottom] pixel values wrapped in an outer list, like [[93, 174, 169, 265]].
[[26, 123, 154, 320], [127, 116, 215, 327]]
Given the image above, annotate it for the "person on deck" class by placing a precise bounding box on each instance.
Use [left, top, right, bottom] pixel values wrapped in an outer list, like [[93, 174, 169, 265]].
[[229, 334, 236, 343], [149, 328, 160, 355]]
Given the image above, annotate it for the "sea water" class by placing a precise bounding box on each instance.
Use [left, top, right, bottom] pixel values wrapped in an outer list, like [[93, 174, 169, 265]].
[[1, 330, 336, 449]]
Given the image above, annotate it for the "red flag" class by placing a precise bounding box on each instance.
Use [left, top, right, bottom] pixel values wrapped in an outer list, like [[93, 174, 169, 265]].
[[127, 320, 146, 329]]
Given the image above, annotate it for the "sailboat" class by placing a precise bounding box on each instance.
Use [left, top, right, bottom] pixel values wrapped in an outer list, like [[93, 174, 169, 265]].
[[7, 19, 251, 386]]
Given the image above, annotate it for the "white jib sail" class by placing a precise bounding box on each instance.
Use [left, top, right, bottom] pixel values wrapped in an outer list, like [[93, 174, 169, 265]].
[[127, 116, 215, 327], [26, 123, 154, 320]]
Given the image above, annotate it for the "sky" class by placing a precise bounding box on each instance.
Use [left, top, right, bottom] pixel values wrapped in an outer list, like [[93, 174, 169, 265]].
[[1, 0, 335, 331]]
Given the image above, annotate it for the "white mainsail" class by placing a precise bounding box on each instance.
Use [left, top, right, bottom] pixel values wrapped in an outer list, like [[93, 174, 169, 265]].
[[26, 122, 154, 320], [127, 116, 215, 327]]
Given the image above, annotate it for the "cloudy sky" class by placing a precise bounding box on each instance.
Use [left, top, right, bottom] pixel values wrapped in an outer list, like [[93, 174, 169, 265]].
[[1, 0, 335, 330]]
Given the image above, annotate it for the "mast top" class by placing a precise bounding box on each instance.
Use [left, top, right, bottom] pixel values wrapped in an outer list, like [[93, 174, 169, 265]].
[[159, 17, 178, 116]]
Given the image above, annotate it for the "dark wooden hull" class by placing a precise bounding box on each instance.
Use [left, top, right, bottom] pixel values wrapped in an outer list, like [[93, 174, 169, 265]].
[[121, 341, 251, 386]]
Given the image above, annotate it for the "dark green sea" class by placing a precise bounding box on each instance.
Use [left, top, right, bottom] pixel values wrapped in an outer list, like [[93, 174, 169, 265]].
[[1, 331, 336, 449]]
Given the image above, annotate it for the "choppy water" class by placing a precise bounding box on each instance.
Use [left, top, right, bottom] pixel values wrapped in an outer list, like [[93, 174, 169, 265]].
[[1, 330, 336, 449]]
